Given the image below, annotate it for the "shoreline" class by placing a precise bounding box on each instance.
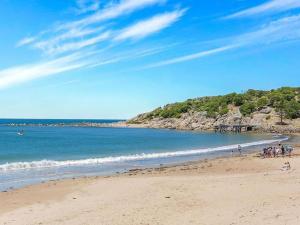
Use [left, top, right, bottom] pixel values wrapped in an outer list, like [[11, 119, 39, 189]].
[[1, 144, 300, 224], [0, 135, 289, 192], [0, 151, 261, 193]]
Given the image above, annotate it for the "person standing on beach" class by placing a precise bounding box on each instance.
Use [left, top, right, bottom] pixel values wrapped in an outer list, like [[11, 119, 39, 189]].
[[281, 144, 285, 157], [238, 145, 242, 155], [272, 147, 276, 158]]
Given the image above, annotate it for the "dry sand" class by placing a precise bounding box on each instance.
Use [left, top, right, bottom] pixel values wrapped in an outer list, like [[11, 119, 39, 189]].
[[1, 148, 300, 225]]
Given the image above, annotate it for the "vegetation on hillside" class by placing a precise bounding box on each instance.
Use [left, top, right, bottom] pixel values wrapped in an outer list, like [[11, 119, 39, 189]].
[[138, 87, 300, 121]]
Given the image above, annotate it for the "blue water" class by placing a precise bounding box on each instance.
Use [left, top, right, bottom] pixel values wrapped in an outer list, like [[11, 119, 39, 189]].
[[0, 119, 286, 191]]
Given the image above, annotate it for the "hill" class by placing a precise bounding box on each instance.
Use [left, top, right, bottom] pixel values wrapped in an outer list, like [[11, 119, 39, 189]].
[[128, 87, 300, 133]]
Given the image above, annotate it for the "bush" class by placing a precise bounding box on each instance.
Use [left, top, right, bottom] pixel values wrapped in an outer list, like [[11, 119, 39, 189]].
[[219, 105, 229, 115], [240, 102, 256, 116], [159, 102, 191, 118], [284, 100, 300, 119], [257, 96, 269, 109], [233, 95, 244, 106]]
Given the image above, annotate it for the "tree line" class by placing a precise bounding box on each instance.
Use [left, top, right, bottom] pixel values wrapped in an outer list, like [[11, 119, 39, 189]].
[[142, 87, 300, 121]]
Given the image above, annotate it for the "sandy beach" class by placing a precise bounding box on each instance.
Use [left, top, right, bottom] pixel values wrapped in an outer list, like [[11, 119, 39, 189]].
[[1, 146, 300, 225]]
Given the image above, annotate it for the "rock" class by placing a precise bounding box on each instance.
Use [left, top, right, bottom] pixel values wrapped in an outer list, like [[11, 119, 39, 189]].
[[125, 107, 300, 133], [259, 107, 272, 114]]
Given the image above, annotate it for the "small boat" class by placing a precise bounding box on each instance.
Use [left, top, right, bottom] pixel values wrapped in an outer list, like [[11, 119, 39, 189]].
[[17, 130, 25, 136]]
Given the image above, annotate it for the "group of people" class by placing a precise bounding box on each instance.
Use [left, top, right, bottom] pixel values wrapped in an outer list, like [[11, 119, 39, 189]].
[[262, 143, 293, 158]]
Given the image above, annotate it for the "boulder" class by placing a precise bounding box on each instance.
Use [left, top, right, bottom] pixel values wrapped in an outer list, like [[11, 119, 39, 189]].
[[259, 107, 272, 114]]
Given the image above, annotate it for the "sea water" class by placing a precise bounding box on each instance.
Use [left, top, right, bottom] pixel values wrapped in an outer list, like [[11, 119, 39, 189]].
[[0, 119, 287, 191]]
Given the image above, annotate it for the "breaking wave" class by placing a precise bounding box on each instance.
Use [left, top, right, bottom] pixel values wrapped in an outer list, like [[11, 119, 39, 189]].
[[0, 137, 288, 172]]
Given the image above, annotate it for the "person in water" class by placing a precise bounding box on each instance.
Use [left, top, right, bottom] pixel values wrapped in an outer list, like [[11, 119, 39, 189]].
[[238, 145, 242, 155]]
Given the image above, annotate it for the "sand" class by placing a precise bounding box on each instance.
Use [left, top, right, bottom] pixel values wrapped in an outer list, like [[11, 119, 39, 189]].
[[1, 148, 300, 225]]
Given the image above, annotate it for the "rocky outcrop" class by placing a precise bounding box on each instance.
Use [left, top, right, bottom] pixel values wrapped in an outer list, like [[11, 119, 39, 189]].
[[127, 107, 300, 133], [6, 108, 299, 133]]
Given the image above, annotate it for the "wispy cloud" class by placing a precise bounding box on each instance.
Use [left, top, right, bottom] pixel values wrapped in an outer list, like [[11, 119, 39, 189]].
[[32, 26, 106, 55], [58, 0, 167, 30], [0, 42, 179, 89], [114, 9, 186, 41], [1, 0, 187, 89], [17, 0, 168, 56], [0, 53, 90, 89], [75, 0, 100, 14], [235, 14, 300, 45], [16, 36, 37, 47], [224, 0, 300, 19], [32, 7, 183, 56], [145, 14, 300, 68], [144, 45, 237, 68], [37, 31, 111, 55]]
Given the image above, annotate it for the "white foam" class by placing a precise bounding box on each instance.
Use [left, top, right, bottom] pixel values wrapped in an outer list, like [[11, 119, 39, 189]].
[[0, 137, 288, 172]]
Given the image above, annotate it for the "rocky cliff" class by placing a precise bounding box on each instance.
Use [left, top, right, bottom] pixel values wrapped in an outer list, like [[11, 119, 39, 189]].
[[127, 106, 300, 133]]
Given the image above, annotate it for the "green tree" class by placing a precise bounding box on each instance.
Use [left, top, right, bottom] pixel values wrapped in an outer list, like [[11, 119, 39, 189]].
[[257, 96, 268, 109], [284, 100, 300, 119], [240, 102, 256, 116], [233, 95, 244, 106], [219, 106, 229, 115], [274, 96, 286, 124]]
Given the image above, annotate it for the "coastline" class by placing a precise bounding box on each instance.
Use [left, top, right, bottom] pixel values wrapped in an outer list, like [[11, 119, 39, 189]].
[[1, 144, 300, 225], [5, 120, 300, 134], [0, 135, 288, 192]]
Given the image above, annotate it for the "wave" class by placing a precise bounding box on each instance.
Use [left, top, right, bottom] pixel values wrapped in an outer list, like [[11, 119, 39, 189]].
[[0, 137, 288, 172]]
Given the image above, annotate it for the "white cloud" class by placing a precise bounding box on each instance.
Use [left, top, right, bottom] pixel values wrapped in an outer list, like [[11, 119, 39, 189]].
[[60, 0, 166, 30], [225, 0, 300, 19], [75, 0, 100, 14], [145, 45, 236, 68], [88, 43, 178, 69], [145, 14, 300, 68], [87, 58, 123, 69], [235, 14, 300, 45], [33, 26, 106, 54], [17, 0, 167, 55], [114, 9, 186, 41], [36, 31, 110, 55], [6, 0, 189, 88], [0, 53, 90, 89], [16, 36, 37, 47], [0, 42, 180, 89]]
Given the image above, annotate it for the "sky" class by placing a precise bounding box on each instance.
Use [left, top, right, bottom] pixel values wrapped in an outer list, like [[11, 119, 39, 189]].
[[0, 0, 300, 119]]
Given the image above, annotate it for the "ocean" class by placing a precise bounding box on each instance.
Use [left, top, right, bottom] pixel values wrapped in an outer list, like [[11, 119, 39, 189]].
[[0, 119, 287, 191]]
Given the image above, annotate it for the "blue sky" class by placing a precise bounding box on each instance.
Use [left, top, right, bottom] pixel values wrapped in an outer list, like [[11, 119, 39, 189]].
[[0, 0, 300, 119]]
